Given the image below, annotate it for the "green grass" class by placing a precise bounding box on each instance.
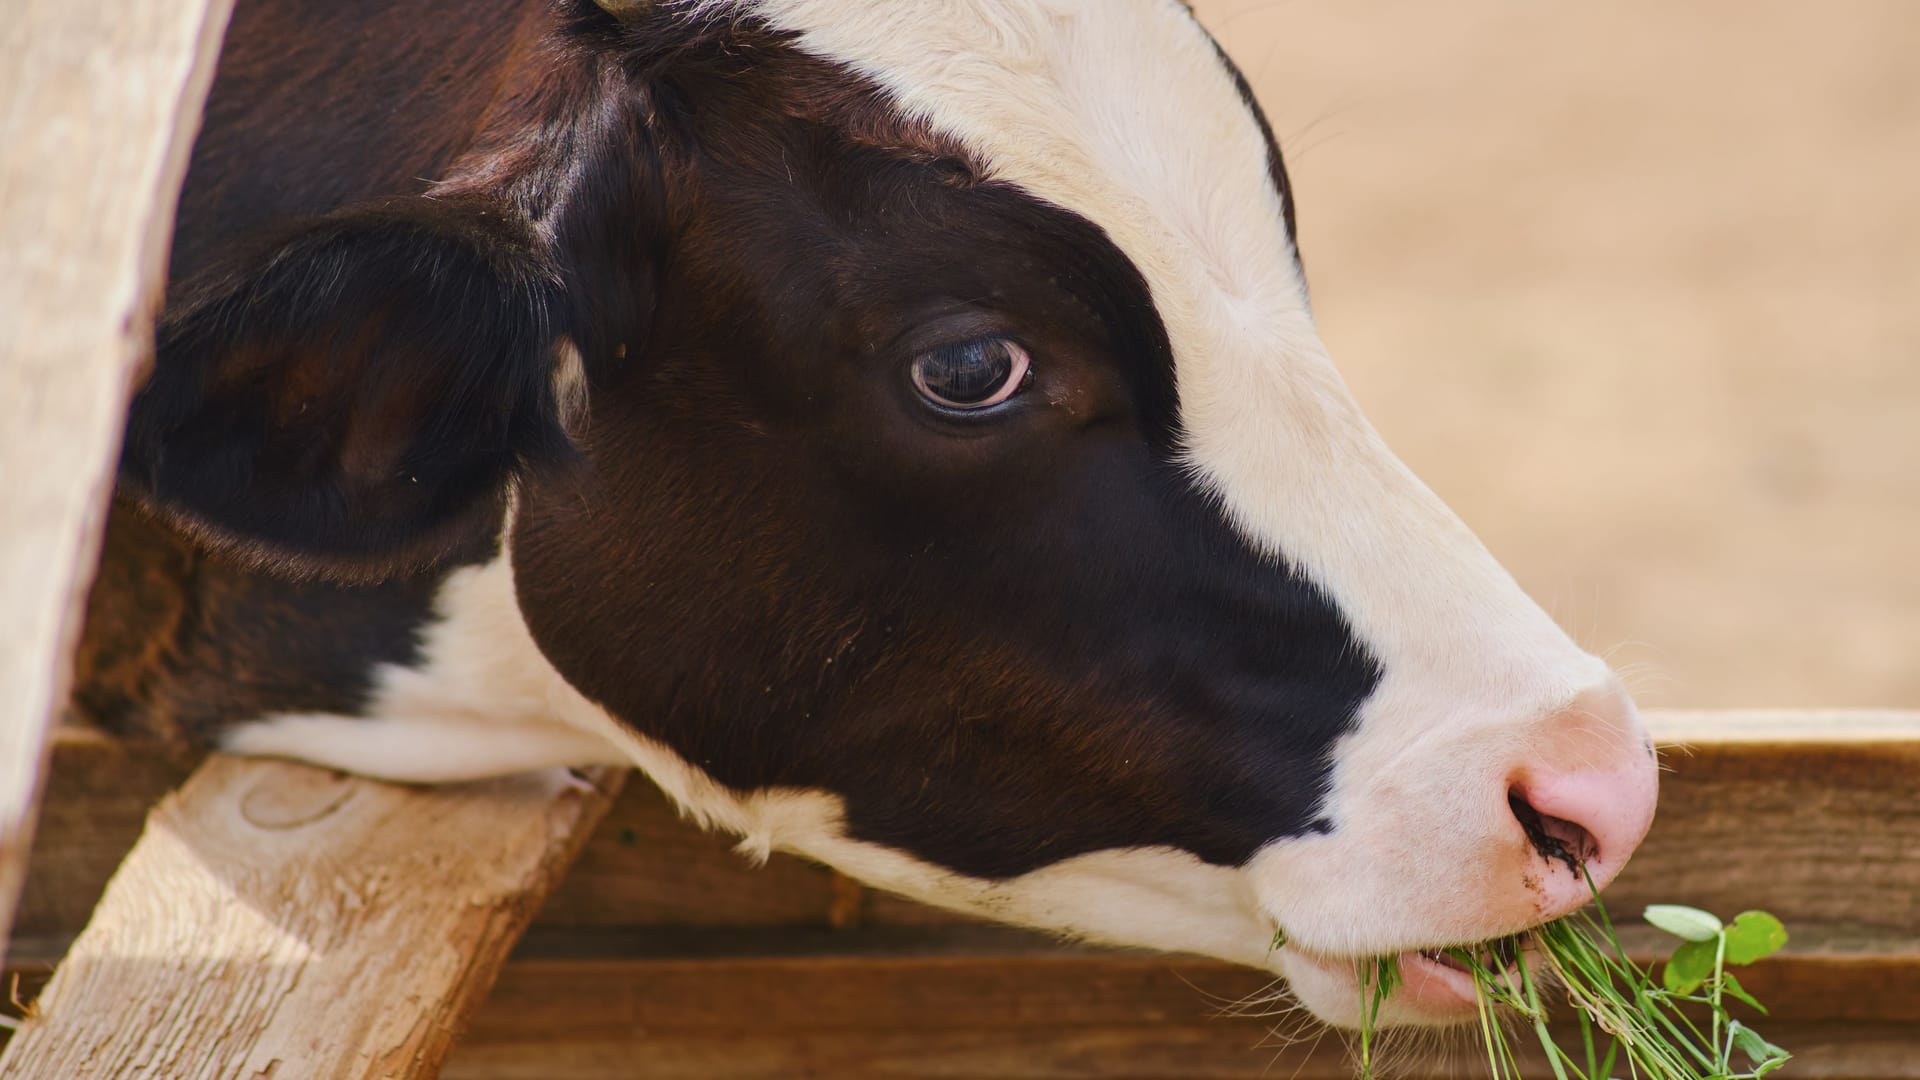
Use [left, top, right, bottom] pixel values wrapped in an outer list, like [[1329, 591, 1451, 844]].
[[1350, 885, 1791, 1079]]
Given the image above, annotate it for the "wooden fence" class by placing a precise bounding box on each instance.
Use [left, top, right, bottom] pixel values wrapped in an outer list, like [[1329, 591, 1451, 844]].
[[2, 712, 1916, 1078], [1, 3, 1915, 1077]]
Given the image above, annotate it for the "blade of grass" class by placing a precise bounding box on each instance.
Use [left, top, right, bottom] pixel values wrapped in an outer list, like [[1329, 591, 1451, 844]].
[[1517, 949, 1574, 1080]]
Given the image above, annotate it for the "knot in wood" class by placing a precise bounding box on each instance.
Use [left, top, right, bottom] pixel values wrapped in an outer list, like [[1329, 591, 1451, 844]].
[[239, 765, 356, 830]]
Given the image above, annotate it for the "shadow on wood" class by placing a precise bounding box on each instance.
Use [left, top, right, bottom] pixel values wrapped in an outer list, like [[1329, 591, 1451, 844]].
[[0, 0, 236, 974]]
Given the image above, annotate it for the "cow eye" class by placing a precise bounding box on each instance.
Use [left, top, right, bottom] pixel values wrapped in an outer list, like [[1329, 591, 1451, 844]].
[[910, 337, 1032, 411]]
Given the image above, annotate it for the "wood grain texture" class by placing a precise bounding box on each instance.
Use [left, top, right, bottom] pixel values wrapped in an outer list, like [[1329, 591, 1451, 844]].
[[443, 940, 1920, 1079], [0, 757, 623, 1079], [1605, 711, 1920, 929], [0, 0, 235, 971], [12, 926, 1911, 1079], [441, 1023, 1920, 1080]]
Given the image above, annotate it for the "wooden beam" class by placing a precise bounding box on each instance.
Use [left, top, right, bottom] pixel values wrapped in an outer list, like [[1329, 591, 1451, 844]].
[[0, 0, 235, 971], [439, 932, 1920, 1080], [1648, 709, 1920, 745], [1606, 709, 1920, 929], [0, 758, 623, 1079], [16, 921, 1907, 1079], [444, 1021, 1920, 1080]]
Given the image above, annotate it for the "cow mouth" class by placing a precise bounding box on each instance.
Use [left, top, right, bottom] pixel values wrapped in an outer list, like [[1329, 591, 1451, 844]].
[[1284, 932, 1532, 1021], [1390, 933, 1531, 1016], [1416, 932, 1524, 974]]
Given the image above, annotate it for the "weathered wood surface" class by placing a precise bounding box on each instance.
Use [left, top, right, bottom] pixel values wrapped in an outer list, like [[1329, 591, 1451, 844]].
[[443, 940, 1920, 1079], [1611, 710, 1920, 929], [0, 0, 235, 971], [444, 1022, 1918, 1080], [5, 711, 1915, 1077], [0, 758, 623, 1080], [10, 927, 1913, 1079]]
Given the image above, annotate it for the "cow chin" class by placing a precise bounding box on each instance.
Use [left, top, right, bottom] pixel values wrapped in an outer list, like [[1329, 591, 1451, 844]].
[[598, 709, 1582, 1034]]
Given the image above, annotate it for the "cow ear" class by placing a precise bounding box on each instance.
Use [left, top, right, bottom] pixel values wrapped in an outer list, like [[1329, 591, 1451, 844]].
[[121, 198, 581, 581]]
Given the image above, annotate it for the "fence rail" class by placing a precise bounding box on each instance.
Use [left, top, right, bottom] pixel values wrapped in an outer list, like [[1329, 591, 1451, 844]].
[[3, 711, 1915, 1078]]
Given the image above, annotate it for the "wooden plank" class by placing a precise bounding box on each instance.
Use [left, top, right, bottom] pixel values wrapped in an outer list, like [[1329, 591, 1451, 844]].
[[15, 923, 1902, 1077], [533, 709, 1920, 934], [440, 938, 1920, 1079], [0, 0, 235, 972], [486, 924, 1920, 1027], [1648, 709, 1920, 745], [12, 922, 1910, 1045], [441, 1022, 1920, 1080], [0, 758, 623, 1079], [1606, 711, 1920, 929]]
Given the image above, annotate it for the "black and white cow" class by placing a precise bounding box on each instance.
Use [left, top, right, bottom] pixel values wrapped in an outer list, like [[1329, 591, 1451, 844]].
[[78, 0, 1659, 1028]]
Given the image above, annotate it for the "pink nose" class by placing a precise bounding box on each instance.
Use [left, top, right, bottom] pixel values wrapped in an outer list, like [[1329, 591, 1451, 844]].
[[1504, 684, 1659, 920]]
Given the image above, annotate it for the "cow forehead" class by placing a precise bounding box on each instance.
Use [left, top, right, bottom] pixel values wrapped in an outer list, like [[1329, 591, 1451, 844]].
[[727, 0, 1587, 702], [734, 0, 1305, 327], [725, 1, 1349, 602]]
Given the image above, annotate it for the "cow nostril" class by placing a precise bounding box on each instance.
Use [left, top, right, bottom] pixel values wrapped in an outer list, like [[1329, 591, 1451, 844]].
[[1507, 788, 1598, 874]]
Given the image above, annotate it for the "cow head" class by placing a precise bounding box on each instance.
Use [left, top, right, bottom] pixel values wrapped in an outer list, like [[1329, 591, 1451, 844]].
[[123, 0, 1657, 1026]]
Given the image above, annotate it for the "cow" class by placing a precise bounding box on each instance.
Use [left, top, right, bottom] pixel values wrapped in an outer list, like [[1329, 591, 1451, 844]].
[[73, 0, 1660, 1030]]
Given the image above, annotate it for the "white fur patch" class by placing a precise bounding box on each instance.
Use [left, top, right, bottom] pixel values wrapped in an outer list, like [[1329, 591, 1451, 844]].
[[224, 556, 630, 782]]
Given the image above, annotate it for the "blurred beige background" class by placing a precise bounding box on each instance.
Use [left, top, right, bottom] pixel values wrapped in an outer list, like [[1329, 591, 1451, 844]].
[[1196, 1, 1919, 708]]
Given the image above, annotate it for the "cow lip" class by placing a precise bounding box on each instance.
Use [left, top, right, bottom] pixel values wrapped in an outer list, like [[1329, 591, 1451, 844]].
[[1393, 948, 1484, 1011], [1284, 935, 1532, 1020], [1416, 947, 1474, 974]]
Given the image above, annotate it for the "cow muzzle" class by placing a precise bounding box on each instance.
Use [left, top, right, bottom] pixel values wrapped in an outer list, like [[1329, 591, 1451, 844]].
[[1248, 675, 1660, 1026]]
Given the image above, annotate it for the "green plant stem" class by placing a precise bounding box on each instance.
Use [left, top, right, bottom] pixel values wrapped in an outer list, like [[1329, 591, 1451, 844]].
[[1518, 949, 1574, 1080], [1709, 933, 1729, 1072]]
